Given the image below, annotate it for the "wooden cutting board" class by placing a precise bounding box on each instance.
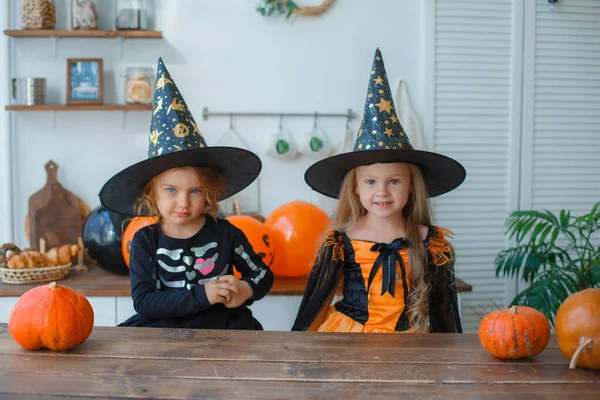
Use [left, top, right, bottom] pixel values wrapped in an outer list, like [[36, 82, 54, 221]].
[[27, 160, 86, 250]]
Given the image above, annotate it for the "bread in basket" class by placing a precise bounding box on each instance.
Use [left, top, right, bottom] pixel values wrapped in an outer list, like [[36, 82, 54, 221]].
[[0, 243, 80, 284]]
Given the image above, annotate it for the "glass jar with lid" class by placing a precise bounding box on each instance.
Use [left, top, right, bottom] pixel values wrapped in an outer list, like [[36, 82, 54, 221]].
[[22, 0, 56, 30], [115, 0, 153, 30], [71, 0, 99, 30], [125, 67, 154, 105]]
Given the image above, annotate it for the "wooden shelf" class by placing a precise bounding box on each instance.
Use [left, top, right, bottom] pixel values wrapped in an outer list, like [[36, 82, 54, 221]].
[[4, 29, 162, 38], [6, 104, 152, 111]]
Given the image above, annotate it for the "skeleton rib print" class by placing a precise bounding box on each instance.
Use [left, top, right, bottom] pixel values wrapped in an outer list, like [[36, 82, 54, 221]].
[[156, 242, 221, 290]]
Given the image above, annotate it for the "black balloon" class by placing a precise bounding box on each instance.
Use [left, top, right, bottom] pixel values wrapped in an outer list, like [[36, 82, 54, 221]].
[[82, 206, 130, 275]]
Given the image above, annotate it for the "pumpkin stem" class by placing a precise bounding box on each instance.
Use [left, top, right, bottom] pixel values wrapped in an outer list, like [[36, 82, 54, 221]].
[[48, 281, 58, 290], [509, 305, 518, 315], [569, 336, 594, 369]]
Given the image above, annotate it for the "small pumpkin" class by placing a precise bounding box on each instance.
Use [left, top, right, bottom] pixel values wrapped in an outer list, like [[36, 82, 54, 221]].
[[479, 305, 550, 359], [555, 288, 600, 370], [121, 216, 159, 267], [8, 282, 94, 351]]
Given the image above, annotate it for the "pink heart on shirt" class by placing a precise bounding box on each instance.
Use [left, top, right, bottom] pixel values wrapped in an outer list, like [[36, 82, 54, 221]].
[[195, 257, 215, 276]]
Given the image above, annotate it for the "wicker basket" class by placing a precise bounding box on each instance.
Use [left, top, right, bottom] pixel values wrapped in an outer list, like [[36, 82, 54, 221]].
[[0, 263, 72, 284]]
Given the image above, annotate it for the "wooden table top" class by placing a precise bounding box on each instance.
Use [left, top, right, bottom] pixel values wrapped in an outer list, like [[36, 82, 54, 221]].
[[0, 323, 597, 399], [0, 265, 472, 297]]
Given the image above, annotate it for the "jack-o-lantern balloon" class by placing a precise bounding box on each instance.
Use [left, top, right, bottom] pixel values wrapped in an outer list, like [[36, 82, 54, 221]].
[[264, 201, 330, 277], [227, 215, 275, 278], [122, 216, 159, 267]]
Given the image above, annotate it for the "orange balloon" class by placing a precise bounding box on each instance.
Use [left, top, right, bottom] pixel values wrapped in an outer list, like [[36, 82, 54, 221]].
[[264, 201, 330, 277], [227, 215, 275, 278], [122, 216, 159, 267]]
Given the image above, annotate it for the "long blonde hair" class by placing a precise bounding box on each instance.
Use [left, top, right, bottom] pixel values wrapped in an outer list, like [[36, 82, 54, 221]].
[[134, 166, 226, 223], [323, 163, 436, 332]]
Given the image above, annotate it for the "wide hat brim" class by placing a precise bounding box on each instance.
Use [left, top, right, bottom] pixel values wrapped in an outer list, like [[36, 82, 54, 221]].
[[99, 147, 261, 216], [305, 149, 466, 199]]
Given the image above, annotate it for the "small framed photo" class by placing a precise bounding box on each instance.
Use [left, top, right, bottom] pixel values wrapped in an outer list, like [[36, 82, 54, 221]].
[[67, 58, 103, 105]]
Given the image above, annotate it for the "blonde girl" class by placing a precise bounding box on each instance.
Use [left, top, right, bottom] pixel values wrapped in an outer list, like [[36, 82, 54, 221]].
[[292, 49, 465, 333]]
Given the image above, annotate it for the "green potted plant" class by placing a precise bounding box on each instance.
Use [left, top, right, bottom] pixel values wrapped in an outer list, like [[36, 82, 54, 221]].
[[495, 201, 600, 326]]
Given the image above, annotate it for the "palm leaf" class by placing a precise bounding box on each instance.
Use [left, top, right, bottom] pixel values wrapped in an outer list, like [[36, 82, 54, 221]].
[[510, 269, 580, 326], [495, 245, 549, 282], [498, 202, 600, 325], [504, 211, 563, 249]]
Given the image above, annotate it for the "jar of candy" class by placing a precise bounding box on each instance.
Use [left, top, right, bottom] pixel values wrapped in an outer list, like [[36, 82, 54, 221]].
[[125, 67, 153, 105], [71, 0, 99, 30]]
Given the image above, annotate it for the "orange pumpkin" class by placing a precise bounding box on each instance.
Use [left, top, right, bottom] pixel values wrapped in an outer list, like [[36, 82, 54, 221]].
[[479, 305, 550, 359], [8, 282, 94, 351], [555, 288, 600, 370], [227, 215, 275, 278], [264, 201, 330, 277], [122, 216, 159, 267]]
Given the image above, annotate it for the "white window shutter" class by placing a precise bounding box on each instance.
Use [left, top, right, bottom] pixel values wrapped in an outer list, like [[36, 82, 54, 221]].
[[426, 0, 520, 332], [521, 0, 600, 215]]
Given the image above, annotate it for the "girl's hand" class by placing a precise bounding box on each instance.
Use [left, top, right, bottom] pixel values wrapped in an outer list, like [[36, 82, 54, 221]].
[[204, 280, 232, 305], [218, 275, 254, 308]]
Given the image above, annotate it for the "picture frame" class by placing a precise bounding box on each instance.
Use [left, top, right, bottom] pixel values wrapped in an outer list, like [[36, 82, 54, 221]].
[[66, 58, 103, 105]]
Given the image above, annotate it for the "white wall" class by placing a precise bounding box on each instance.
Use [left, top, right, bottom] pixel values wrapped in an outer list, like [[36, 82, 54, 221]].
[[6, 0, 425, 248]]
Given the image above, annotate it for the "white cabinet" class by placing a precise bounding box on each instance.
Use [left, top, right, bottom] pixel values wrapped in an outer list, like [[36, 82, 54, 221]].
[[1, 294, 463, 331], [0, 297, 18, 322], [87, 297, 117, 327], [1, 295, 303, 331], [116, 296, 136, 325]]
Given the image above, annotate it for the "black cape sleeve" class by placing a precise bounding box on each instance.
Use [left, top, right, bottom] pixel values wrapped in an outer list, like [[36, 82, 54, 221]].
[[427, 227, 463, 333], [291, 231, 345, 331]]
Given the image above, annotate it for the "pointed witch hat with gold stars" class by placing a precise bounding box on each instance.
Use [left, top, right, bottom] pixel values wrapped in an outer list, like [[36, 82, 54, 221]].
[[99, 57, 261, 215], [305, 48, 465, 199]]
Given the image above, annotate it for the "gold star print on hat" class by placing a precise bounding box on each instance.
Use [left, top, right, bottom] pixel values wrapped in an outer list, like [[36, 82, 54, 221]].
[[354, 48, 412, 152]]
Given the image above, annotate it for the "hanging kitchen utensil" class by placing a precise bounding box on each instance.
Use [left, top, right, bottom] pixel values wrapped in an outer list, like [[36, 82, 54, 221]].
[[265, 115, 297, 159], [300, 113, 333, 158]]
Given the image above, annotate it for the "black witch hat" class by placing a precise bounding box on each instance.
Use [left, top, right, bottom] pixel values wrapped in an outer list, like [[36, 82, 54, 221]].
[[305, 49, 465, 199], [99, 58, 261, 215]]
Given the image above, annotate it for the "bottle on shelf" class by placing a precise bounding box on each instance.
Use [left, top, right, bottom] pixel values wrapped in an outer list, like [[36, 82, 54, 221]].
[[115, 0, 152, 30], [71, 0, 99, 30]]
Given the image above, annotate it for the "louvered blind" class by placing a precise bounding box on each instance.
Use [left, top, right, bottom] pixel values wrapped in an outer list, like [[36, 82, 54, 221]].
[[525, 0, 600, 214], [431, 0, 515, 332]]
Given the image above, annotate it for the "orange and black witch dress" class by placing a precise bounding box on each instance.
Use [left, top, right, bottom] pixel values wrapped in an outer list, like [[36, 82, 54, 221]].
[[291, 226, 462, 333]]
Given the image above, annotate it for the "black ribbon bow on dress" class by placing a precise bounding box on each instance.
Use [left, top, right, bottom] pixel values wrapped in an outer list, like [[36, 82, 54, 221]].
[[368, 238, 409, 297]]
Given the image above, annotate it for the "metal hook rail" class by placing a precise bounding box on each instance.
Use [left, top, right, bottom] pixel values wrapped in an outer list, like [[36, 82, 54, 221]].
[[202, 107, 357, 121]]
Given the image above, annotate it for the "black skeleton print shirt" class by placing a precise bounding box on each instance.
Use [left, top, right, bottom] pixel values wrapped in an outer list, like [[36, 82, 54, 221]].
[[128, 217, 274, 320]]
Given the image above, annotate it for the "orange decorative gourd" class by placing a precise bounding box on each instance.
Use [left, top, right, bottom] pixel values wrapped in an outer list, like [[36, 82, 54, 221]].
[[227, 215, 275, 279], [479, 305, 550, 359], [122, 216, 159, 267], [555, 288, 600, 370], [8, 282, 94, 351], [264, 201, 330, 277]]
